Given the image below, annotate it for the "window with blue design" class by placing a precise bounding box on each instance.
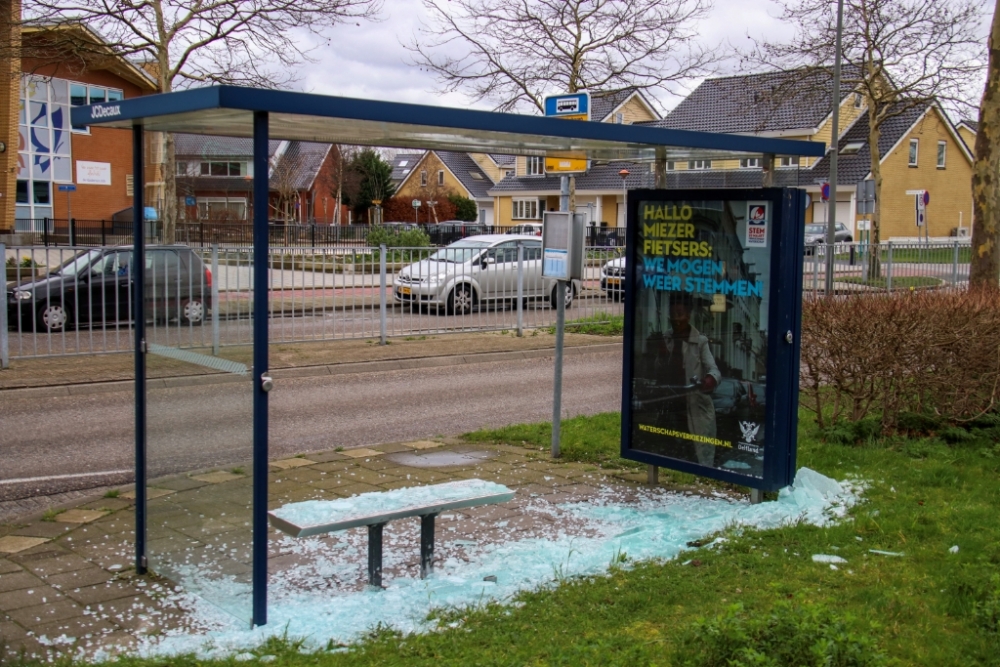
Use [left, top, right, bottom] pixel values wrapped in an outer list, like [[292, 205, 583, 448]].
[[16, 76, 122, 227]]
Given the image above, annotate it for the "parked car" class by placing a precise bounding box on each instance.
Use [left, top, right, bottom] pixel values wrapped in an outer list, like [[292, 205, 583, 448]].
[[600, 256, 626, 301], [6, 245, 212, 332], [804, 222, 852, 254], [508, 223, 542, 236], [425, 221, 487, 246], [394, 234, 581, 314]]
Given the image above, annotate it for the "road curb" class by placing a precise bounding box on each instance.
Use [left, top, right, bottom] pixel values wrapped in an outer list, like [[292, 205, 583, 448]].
[[1, 343, 622, 398]]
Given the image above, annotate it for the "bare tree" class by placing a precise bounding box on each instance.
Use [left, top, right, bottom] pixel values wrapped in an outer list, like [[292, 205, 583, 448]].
[[971, 0, 1000, 291], [19, 0, 382, 241], [750, 0, 985, 277], [408, 0, 716, 114]]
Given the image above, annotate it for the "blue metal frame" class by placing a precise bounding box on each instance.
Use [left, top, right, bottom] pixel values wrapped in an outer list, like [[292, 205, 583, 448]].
[[132, 125, 147, 574], [252, 111, 269, 626], [70, 86, 826, 160], [619, 188, 805, 492]]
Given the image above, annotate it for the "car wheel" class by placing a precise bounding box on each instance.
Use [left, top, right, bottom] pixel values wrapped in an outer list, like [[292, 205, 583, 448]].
[[844, 236, 853, 243], [448, 285, 475, 315], [181, 298, 206, 325], [37, 300, 70, 332], [611, 291, 623, 302], [551, 284, 575, 309]]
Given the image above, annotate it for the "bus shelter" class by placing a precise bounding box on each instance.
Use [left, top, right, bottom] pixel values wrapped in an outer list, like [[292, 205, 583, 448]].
[[73, 86, 825, 627]]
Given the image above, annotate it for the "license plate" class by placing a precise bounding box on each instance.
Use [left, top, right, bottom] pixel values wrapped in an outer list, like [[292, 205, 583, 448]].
[[400, 287, 411, 295], [607, 278, 621, 286]]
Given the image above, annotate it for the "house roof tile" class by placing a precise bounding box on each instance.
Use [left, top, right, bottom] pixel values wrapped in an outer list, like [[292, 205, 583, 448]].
[[435, 151, 495, 199]]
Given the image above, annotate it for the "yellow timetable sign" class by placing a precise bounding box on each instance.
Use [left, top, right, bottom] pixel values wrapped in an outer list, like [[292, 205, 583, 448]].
[[545, 156, 588, 173]]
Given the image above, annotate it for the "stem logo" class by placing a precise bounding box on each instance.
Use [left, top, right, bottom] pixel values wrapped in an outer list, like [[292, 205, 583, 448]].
[[746, 202, 768, 248]]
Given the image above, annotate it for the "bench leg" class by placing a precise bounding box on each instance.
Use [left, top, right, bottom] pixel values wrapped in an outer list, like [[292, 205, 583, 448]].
[[368, 523, 385, 588], [420, 514, 437, 579]]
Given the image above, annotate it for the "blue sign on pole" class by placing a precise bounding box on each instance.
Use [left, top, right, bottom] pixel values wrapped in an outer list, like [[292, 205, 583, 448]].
[[185, 196, 196, 206], [543, 92, 590, 119], [57, 184, 77, 192]]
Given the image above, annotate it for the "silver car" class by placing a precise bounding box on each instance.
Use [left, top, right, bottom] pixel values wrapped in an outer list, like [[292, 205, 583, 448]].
[[804, 222, 853, 254], [394, 234, 580, 314]]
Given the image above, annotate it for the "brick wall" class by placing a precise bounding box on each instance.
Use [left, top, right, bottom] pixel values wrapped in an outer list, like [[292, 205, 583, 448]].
[[0, 0, 21, 232]]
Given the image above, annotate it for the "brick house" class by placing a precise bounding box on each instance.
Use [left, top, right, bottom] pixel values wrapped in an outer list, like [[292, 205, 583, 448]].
[[174, 134, 346, 224], [0, 22, 159, 235], [392, 150, 496, 224]]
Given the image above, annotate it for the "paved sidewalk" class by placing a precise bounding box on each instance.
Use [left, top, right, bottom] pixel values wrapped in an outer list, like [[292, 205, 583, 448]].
[[0, 437, 655, 663]]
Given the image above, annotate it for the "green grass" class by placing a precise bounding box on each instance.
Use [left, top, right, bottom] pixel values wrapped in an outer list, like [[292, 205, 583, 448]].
[[546, 313, 624, 336], [839, 275, 942, 289], [29, 411, 1000, 666]]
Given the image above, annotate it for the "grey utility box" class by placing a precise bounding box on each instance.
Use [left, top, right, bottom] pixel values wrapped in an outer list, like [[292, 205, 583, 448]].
[[541, 211, 586, 280]]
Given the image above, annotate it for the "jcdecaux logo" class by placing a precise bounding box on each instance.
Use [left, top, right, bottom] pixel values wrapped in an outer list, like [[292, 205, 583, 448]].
[[90, 104, 122, 119]]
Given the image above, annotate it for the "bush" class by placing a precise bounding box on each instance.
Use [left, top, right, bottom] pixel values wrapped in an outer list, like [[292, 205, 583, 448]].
[[365, 225, 430, 249], [801, 289, 1000, 434], [448, 194, 478, 221], [673, 601, 888, 667]]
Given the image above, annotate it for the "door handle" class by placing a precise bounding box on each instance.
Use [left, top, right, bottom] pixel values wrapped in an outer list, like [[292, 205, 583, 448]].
[[260, 374, 274, 393]]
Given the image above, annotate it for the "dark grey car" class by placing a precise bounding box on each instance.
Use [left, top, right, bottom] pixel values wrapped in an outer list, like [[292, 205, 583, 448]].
[[7, 245, 212, 332]]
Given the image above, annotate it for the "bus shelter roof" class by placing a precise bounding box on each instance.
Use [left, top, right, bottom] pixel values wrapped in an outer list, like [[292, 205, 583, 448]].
[[73, 85, 826, 162]]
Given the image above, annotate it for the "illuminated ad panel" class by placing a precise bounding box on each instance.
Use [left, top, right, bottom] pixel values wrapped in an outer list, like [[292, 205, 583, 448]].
[[620, 189, 806, 491]]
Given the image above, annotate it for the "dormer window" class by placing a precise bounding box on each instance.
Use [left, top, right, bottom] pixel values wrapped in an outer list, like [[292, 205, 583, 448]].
[[469, 171, 484, 180], [688, 159, 712, 170], [853, 93, 863, 108], [840, 142, 864, 155], [740, 158, 761, 169], [526, 156, 544, 176], [615, 112, 624, 124], [777, 156, 800, 168]]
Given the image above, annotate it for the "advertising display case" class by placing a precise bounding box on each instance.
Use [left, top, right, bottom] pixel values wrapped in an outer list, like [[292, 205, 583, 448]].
[[620, 189, 806, 491]]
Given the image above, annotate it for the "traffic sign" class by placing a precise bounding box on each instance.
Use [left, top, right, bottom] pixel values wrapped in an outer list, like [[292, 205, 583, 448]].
[[922, 190, 930, 206], [57, 184, 77, 192], [543, 92, 589, 174], [411, 199, 421, 208], [820, 182, 830, 202], [185, 196, 196, 206]]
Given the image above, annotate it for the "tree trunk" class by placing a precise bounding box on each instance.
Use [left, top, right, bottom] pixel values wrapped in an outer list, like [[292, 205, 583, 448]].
[[867, 114, 883, 279], [970, 0, 1000, 290], [162, 133, 177, 243]]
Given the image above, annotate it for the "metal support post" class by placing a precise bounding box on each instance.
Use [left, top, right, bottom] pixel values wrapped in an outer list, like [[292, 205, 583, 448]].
[[655, 147, 667, 189], [368, 523, 385, 588], [886, 242, 893, 291], [0, 243, 8, 370], [251, 111, 270, 627], [551, 280, 565, 458], [560, 176, 569, 212], [516, 242, 524, 337], [750, 489, 763, 504], [131, 125, 147, 576], [420, 514, 437, 579], [68, 218, 76, 247], [379, 244, 387, 345], [953, 240, 960, 286], [647, 465, 658, 486], [826, 0, 845, 298], [211, 244, 220, 356]]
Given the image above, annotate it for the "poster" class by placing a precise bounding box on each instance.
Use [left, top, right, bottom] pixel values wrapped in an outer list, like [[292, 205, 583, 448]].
[[626, 199, 771, 478]]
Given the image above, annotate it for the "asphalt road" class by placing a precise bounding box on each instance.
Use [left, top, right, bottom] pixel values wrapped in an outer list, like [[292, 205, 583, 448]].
[[0, 348, 623, 502]]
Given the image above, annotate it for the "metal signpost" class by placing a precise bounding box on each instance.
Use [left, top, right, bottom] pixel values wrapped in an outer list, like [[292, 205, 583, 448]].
[[57, 184, 77, 245], [542, 211, 585, 458], [412, 198, 421, 224], [620, 189, 805, 494]]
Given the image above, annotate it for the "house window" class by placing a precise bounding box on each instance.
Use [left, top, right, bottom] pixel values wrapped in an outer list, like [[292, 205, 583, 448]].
[[197, 197, 248, 221], [69, 82, 122, 133], [615, 112, 624, 124], [909, 139, 919, 166], [420, 170, 427, 186], [199, 161, 246, 176], [15, 76, 73, 226], [854, 93, 863, 108], [937, 141, 947, 168], [512, 198, 542, 220], [437, 170, 445, 186], [526, 156, 544, 176], [176, 161, 188, 176], [840, 141, 864, 155], [740, 158, 761, 169], [688, 159, 712, 170], [666, 161, 676, 171], [778, 156, 800, 167]]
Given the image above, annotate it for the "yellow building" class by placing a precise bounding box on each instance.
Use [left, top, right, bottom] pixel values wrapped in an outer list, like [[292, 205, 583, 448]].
[[392, 150, 496, 223]]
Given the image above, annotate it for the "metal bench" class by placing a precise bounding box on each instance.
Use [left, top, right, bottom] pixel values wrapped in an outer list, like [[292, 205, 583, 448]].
[[267, 479, 515, 588]]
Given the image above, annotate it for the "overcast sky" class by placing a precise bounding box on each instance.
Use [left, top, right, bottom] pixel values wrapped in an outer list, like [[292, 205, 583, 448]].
[[295, 0, 798, 115]]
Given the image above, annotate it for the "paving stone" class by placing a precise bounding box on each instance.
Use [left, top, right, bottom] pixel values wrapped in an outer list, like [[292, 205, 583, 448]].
[[335, 467, 401, 487], [0, 536, 51, 554], [55, 509, 109, 524], [32, 615, 120, 642], [6, 599, 85, 627], [0, 584, 65, 612], [310, 461, 355, 473], [327, 482, 383, 498], [270, 458, 316, 470], [404, 440, 443, 450], [189, 471, 245, 484], [145, 476, 209, 492], [120, 487, 175, 500], [340, 447, 383, 458], [304, 450, 351, 463], [0, 558, 23, 574], [77, 498, 132, 513], [63, 581, 143, 606], [0, 570, 44, 595], [352, 457, 400, 472], [370, 442, 414, 454], [10, 522, 73, 538], [45, 566, 115, 590], [21, 553, 92, 578]]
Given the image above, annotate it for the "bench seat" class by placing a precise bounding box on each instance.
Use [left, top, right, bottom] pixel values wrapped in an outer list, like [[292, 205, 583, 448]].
[[268, 479, 514, 587]]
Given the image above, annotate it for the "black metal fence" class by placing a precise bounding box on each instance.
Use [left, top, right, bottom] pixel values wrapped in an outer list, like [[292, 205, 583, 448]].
[[9, 219, 627, 248]]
